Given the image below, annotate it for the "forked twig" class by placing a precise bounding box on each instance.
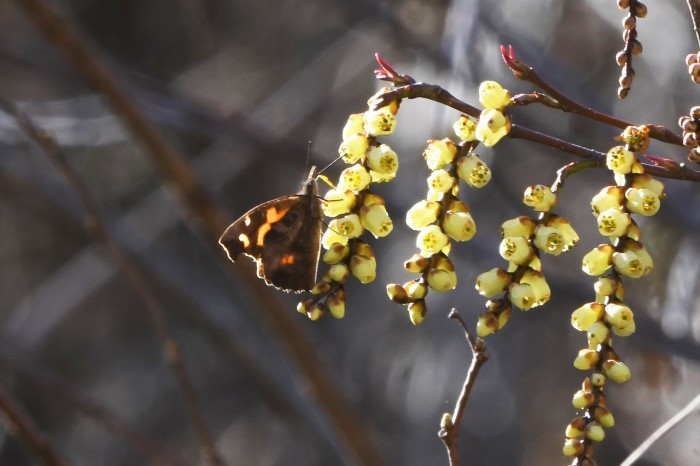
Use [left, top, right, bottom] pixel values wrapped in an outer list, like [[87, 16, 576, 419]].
[[438, 309, 489, 466]]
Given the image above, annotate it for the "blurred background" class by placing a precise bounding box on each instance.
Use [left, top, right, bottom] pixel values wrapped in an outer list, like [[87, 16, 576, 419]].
[[0, 0, 698, 464]]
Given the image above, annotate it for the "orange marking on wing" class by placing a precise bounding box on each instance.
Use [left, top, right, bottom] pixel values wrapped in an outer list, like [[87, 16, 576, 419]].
[[280, 254, 296, 265], [255, 205, 292, 246]]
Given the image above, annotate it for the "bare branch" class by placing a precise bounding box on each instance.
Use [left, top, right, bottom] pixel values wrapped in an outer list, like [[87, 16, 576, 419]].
[[438, 309, 489, 466]]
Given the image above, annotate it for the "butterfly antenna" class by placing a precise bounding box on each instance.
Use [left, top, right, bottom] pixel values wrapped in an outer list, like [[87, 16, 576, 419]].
[[317, 153, 345, 176]]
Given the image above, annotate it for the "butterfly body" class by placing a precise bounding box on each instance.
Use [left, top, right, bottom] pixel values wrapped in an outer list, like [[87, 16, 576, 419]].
[[219, 167, 322, 292]]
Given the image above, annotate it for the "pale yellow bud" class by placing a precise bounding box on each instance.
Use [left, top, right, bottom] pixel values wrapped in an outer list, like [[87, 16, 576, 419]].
[[597, 207, 631, 237], [337, 164, 371, 192], [606, 146, 636, 174], [571, 302, 605, 331], [407, 300, 426, 325], [523, 185, 557, 212], [562, 439, 585, 457], [533, 225, 565, 255], [322, 243, 350, 264], [416, 225, 450, 256], [591, 186, 625, 216], [499, 236, 533, 265], [519, 269, 550, 306], [475, 268, 512, 298], [565, 417, 586, 439], [427, 169, 456, 193], [625, 187, 660, 216], [602, 360, 631, 383], [332, 214, 363, 239], [328, 263, 350, 282], [322, 189, 357, 217], [321, 228, 349, 249], [404, 254, 430, 273], [427, 268, 457, 292], [456, 153, 491, 188], [363, 108, 396, 136], [509, 283, 536, 310], [453, 115, 477, 141], [338, 133, 369, 163], [360, 204, 393, 238], [350, 254, 376, 284], [587, 320, 611, 346], [574, 349, 600, 370], [500, 216, 536, 238], [442, 211, 476, 241], [423, 138, 458, 170], [479, 81, 511, 109], [582, 244, 615, 276], [605, 303, 634, 329], [631, 174, 664, 197], [404, 280, 427, 300], [366, 144, 399, 176], [585, 422, 606, 442], [406, 200, 440, 230], [475, 108, 510, 147], [342, 113, 364, 140]]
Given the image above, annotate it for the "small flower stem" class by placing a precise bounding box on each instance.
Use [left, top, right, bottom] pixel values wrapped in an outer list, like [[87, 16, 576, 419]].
[[619, 392, 700, 466], [438, 309, 489, 466]]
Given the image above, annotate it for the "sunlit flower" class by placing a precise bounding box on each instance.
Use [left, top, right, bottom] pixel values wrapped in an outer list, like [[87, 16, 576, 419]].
[[406, 200, 440, 230], [366, 144, 399, 177], [606, 146, 636, 174], [533, 225, 565, 256], [523, 185, 557, 212], [582, 244, 615, 276], [453, 115, 477, 141], [363, 108, 396, 136], [597, 207, 631, 237], [456, 153, 491, 188], [442, 211, 476, 241], [322, 189, 357, 217], [499, 236, 533, 265], [591, 186, 625, 216], [332, 214, 363, 238], [337, 164, 371, 192], [360, 203, 393, 238], [479, 81, 511, 110], [423, 138, 458, 170], [475, 108, 510, 146], [625, 187, 661, 216], [475, 268, 512, 298], [509, 283, 536, 310], [501, 216, 536, 239], [416, 224, 449, 256], [427, 169, 456, 193], [338, 133, 369, 163], [342, 113, 364, 139]]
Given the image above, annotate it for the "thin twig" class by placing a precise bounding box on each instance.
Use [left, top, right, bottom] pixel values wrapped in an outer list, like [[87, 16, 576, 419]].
[[619, 392, 700, 466], [500, 46, 679, 144], [689, 0, 700, 47], [0, 98, 227, 466], [11, 2, 384, 463], [0, 380, 68, 466], [438, 309, 489, 466], [371, 83, 700, 182], [0, 350, 184, 466]]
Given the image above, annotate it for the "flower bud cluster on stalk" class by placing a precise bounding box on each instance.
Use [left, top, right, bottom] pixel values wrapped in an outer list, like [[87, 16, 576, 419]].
[[678, 105, 700, 163], [387, 81, 511, 324], [297, 88, 400, 320], [615, 0, 647, 98], [563, 126, 664, 465], [474, 183, 579, 337]]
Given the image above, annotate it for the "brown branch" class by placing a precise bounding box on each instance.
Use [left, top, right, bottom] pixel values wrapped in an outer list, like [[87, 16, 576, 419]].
[[0, 98, 227, 466], [372, 83, 700, 182], [0, 351, 184, 466], [11, 2, 384, 463], [688, 0, 700, 48], [500, 46, 682, 145], [438, 310, 489, 466], [0, 381, 68, 466]]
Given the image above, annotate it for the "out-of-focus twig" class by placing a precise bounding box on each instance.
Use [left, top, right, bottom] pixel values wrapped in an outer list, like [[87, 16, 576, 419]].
[[0, 350, 184, 466], [0, 97, 226, 466], [438, 310, 489, 466], [0, 380, 68, 466], [688, 0, 700, 49], [619, 392, 700, 466], [10, 1, 384, 463]]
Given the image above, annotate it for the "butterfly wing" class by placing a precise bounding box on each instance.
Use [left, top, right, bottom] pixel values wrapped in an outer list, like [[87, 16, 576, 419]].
[[219, 189, 322, 292], [259, 193, 322, 291]]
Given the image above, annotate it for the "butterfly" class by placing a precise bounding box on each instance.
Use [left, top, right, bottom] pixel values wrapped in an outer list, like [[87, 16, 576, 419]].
[[219, 167, 322, 292]]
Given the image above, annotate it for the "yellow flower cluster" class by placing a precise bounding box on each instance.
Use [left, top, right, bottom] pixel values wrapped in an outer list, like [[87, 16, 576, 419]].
[[298, 88, 400, 320], [564, 126, 663, 462], [387, 113, 493, 324], [476, 187, 578, 337]]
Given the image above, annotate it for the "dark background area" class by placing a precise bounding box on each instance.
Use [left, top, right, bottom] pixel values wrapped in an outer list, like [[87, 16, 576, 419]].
[[0, 0, 698, 465]]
